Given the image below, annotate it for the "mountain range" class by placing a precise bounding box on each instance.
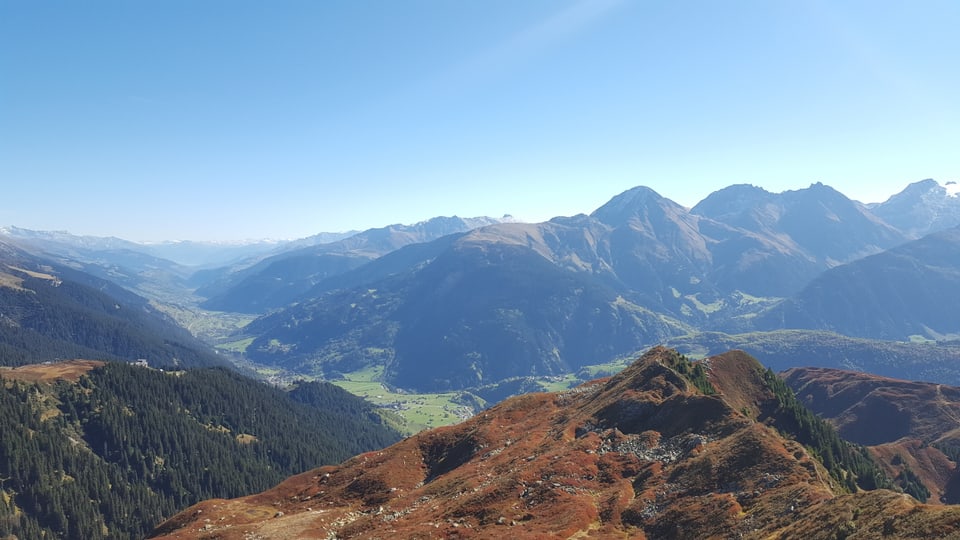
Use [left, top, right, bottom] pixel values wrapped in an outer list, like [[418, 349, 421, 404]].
[[9, 178, 960, 394], [0, 225, 286, 267], [228, 179, 960, 392], [7, 178, 960, 398], [194, 215, 513, 312]]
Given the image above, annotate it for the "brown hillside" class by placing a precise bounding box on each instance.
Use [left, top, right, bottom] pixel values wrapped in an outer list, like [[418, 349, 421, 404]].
[[151, 348, 960, 539], [870, 440, 955, 504], [702, 349, 773, 418], [784, 366, 960, 505], [782, 366, 960, 445], [0, 359, 105, 383], [776, 489, 960, 538]]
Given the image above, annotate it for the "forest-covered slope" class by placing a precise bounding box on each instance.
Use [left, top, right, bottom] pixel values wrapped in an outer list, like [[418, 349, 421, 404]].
[[0, 361, 402, 539], [0, 239, 225, 368]]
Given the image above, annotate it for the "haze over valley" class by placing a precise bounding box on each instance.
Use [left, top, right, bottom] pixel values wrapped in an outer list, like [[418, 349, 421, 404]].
[[6, 178, 960, 405]]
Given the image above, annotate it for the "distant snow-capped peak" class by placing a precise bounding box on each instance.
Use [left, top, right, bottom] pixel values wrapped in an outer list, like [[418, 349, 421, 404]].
[[944, 181, 960, 198]]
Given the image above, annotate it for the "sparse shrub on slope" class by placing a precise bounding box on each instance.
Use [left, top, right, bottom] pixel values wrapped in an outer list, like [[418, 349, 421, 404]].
[[661, 350, 716, 395]]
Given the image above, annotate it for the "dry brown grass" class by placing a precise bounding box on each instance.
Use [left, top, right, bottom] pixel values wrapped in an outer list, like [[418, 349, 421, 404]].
[[784, 366, 960, 505], [0, 270, 25, 290], [150, 348, 960, 540], [0, 360, 105, 383]]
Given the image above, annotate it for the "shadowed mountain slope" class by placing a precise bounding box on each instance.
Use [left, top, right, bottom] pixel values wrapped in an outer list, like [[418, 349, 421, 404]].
[[0, 240, 226, 369], [755, 226, 960, 340], [244, 241, 692, 390]]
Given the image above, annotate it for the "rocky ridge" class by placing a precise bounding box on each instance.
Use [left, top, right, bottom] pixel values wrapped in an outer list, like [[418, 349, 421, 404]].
[[150, 348, 960, 539]]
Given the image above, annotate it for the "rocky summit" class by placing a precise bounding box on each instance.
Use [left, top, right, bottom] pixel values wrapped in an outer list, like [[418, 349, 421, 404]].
[[150, 347, 960, 539]]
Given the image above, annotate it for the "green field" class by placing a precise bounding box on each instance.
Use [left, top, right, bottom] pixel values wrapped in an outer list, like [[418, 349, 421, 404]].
[[329, 357, 644, 435], [685, 293, 725, 314], [331, 366, 481, 436], [218, 337, 255, 353], [536, 373, 580, 393], [228, 355, 643, 437], [152, 302, 257, 344], [577, 356, 634, 378]]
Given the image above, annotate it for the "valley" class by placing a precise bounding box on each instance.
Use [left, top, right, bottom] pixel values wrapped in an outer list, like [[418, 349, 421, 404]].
[[6, 179, 960, 537], [169, 180, 960, 434], [10, 179, 960, 432]]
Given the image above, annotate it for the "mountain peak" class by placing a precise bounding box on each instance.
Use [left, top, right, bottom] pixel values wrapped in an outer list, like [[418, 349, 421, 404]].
[[945, 181, 960, 198], [789, 181, 847, 201], [691, 184, 774, 222], [872, 179, 960, 238], [884, 178, 940, 199], [600, 345, 697, 396], [696, 180, 904, 264], [590, 186, 686, 228]]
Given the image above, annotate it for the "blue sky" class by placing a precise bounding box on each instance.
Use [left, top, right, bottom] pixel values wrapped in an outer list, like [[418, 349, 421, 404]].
[[1, 1, 958, 241]]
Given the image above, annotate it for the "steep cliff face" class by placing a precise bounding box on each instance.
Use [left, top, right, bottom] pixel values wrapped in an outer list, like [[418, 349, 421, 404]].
[[151, 348, 960, 539]]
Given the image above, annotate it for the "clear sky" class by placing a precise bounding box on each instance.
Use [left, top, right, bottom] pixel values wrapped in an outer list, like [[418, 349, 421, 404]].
[[1, 1, 958, 242]]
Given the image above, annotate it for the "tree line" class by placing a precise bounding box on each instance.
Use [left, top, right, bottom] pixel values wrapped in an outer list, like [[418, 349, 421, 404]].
[[760, 367, 894, 493]]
